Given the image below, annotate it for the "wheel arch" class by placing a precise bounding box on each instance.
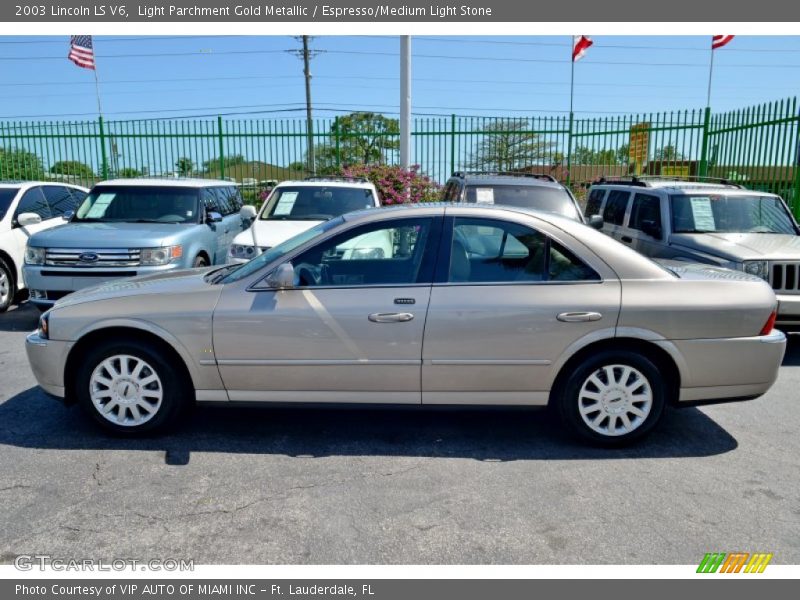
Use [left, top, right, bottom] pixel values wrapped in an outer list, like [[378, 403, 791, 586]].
[[64, 322, 198, 405], [0, 248, 18, 288], [548, 333, 683, 408]]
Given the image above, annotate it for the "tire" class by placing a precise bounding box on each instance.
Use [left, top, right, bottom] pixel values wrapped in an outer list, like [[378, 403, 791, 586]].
[[193, 255, 209, 268], [74, 339, 191, 436], [556, 350, 666, 446], [0, 258, 15, 313]]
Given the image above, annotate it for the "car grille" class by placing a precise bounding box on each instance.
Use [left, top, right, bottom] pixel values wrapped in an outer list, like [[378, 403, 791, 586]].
[[44, 248, 141, 268], [771, 262, 800, 293]]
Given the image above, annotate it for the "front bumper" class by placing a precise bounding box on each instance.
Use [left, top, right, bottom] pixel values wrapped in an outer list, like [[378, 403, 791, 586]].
[[662, 329, 786, 403], [25, 332, 74, 399], [776, 293, 800, 328], [23, 263, 183, 308]]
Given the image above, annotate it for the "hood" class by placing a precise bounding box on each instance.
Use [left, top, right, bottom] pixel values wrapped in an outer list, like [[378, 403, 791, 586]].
[[233, 219, 323, 249], [671, 232, 800, 261], [54, 266, 219, 309], [28, 221, 191, 248]]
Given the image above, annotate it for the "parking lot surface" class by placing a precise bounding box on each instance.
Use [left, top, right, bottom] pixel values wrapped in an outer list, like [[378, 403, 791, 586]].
[[1, 301, 799, 564]]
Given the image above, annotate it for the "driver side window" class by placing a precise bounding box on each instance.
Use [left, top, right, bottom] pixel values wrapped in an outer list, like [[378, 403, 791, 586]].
[[290, 217, 435, 287]]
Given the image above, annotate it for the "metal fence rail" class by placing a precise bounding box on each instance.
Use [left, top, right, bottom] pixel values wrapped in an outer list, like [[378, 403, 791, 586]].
[[1, 97, 798, 212]]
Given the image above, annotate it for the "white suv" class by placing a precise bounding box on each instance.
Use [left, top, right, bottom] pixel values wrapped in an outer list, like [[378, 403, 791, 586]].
[[0, 182, 88, 312], [228, 176, 381, 263]]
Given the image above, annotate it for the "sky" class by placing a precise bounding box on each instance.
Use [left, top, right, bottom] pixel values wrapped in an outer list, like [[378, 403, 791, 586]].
[[1, 35, 800, 121]]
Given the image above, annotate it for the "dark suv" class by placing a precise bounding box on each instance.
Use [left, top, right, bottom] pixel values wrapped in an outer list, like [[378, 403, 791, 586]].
[[441, 171, 600, 226]]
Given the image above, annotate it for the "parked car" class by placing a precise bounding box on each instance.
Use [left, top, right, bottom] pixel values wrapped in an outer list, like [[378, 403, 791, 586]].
[[0, 181, 88, 312], [26, 204, 785, 444], [22, 178, 250, 310], [586, 177, 800, 329], [228, 176, 381, 263], [441, 171, 600, 227]]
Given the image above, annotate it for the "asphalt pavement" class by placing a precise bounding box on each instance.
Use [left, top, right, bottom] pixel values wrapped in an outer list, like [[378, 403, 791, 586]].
[[1, 301, 798, 564]]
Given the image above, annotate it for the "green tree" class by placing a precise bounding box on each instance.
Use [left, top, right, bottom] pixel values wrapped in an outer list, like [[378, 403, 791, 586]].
[[468, 120, 555, 171], [653, 144, 684, 162], [202, 154, 246, 173], [616, 144, 630, 165], [117, 167, 142, 178], [49, 160, 94, 179], [571, 146, 626, 165], [0, 147, 44, 180], [175, 157, 194, 176]]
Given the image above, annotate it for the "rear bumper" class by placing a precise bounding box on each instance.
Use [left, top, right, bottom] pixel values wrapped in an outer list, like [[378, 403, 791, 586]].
[[25, 332, 73, 399], [658, 329, 786, 404]]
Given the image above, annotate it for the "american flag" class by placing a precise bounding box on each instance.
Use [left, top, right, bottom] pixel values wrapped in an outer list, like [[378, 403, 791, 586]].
[[68, 35, 95, 70], [712, 35, 735, 50]]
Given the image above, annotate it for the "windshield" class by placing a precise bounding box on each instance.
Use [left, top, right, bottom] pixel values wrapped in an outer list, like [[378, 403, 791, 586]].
[[465, 184, 581, 220], [220, 216, 345, 284], [0, 188, 19, 221], [74, 186, 201, 224], [260, 186, 375, 221], [670, 193, 797, 234]]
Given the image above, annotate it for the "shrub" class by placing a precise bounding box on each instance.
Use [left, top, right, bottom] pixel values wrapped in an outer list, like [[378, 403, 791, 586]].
[[338, 164, 440, 205]]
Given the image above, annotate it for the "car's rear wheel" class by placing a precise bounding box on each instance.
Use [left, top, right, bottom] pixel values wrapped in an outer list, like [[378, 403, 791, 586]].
[[557, 350, 666, 446], [75, 339, 190, 435], [0, 258, 14, 313]]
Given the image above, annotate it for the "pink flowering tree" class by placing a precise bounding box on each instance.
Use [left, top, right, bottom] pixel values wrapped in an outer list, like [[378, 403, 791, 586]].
[[339, 164, 441, 205]]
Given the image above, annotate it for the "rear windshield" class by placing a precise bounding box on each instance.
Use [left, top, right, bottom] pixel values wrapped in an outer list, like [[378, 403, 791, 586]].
[[74, 186, 201, 224], [465, 184, 581, 220], [261, 186, 376, 221], [0, 188, 19, 221], [670, 193, 797, 234]]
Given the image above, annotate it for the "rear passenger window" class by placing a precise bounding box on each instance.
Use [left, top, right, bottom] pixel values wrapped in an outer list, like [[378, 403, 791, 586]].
[[584, 188, 606, 217], [629, 193, 662, 234], [42, 185, 77, 217], [602, 190, 631, 226]]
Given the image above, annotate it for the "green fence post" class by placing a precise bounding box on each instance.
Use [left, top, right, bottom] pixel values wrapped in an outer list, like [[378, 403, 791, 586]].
[[793, 108, 800, 217], [450, 114, 456, 175], [98, 116, 109, 180], [698, 106, 712, 178], [334, 116, 341, 168], [217, 115, 225, 179]]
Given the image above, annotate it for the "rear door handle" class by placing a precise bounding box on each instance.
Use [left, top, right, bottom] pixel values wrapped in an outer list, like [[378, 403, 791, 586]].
[[557, 312, 603, 323], [368, 312, 414, 323], [621, 236, 633, 243]]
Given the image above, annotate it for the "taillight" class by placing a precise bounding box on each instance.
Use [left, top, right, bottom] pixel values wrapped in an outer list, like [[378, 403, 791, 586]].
[[760, 309, 777, 335]]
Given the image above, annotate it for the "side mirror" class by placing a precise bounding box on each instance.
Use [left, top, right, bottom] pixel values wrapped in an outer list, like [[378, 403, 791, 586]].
[[641, 220, 662, 239], [266, 263, 295, 290], [16, 212, 42, 227], [62, 210, 75, 221], [240, 205, 257, 220], [587, 214, 604, 230], [206, 211, 223, 224]]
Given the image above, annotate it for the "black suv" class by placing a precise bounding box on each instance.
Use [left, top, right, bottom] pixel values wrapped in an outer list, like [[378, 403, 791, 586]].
[[441, 171, 600, 227]]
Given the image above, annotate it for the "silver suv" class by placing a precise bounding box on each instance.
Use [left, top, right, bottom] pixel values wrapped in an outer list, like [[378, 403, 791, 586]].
[[586, 177, 800, 329]]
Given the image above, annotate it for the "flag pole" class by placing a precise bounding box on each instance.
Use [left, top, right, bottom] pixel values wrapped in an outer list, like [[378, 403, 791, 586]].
[[566, 38, 575, 186], [92, 66, 103, 117], [706, 42, 715, 108]]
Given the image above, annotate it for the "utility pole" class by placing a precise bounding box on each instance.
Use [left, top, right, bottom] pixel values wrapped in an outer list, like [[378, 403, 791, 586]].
[[400, 36, 411, 169], [289, 36, 321, 175]]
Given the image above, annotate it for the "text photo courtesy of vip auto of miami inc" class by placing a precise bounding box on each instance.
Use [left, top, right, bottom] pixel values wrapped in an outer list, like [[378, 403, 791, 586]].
[[0, 12, 799, 586]]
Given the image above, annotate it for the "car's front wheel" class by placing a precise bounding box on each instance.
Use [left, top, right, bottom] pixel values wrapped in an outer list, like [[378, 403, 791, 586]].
[[0, 258, 15, 313], [557, 350, 666, 446], [75, 339, 190, 435]]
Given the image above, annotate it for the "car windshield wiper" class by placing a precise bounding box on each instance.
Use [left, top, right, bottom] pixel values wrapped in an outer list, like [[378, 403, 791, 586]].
[[206, 264, 241, 284], [128, 219, 182, 224]]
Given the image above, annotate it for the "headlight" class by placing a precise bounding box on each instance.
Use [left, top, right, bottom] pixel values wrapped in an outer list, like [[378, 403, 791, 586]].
[[25, 247, 45, 265], [38, 311, 50, 339], [229, 244, 259, 260], [140, 245, 182, 266], [743, 260, 769, 281]]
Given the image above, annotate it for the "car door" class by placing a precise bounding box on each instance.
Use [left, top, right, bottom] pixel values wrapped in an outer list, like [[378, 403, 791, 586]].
[[627, 192, 668, 259], [421, 214, 621, 405], [601, 189, 632, 243], [212, 216, 442, 403], [201, 188, 229, 264]]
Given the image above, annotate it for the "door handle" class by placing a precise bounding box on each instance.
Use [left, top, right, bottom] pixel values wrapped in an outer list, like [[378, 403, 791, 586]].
[[557, 312, 603, 323], [621, 236, 633, 243], [368, 312, 414, 323]]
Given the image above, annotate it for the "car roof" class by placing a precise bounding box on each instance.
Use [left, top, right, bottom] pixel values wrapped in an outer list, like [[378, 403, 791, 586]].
[[593, 182, 780, 197], [450, 173, 565, 189], [275, 179, 377, 189], [94, 177, 235, 188], [0, 181, 87, 190]]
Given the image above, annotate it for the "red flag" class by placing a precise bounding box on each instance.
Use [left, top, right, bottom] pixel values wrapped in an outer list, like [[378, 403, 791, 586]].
[[572, 35, 593, 62], [712, 35, 734, 50], [68, 35, 95, 70]]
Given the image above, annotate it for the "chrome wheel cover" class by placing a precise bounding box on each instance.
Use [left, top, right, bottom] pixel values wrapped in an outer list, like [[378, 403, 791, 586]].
[[90, 355, 163, 427], [0, 269, 10, 305], [578, 364, 653, 437]]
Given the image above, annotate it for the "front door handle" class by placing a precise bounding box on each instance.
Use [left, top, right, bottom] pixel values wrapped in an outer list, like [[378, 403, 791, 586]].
[[557, 311, 602, 323], [368, 312, 414, 323], [621, 236, 633, 243]]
